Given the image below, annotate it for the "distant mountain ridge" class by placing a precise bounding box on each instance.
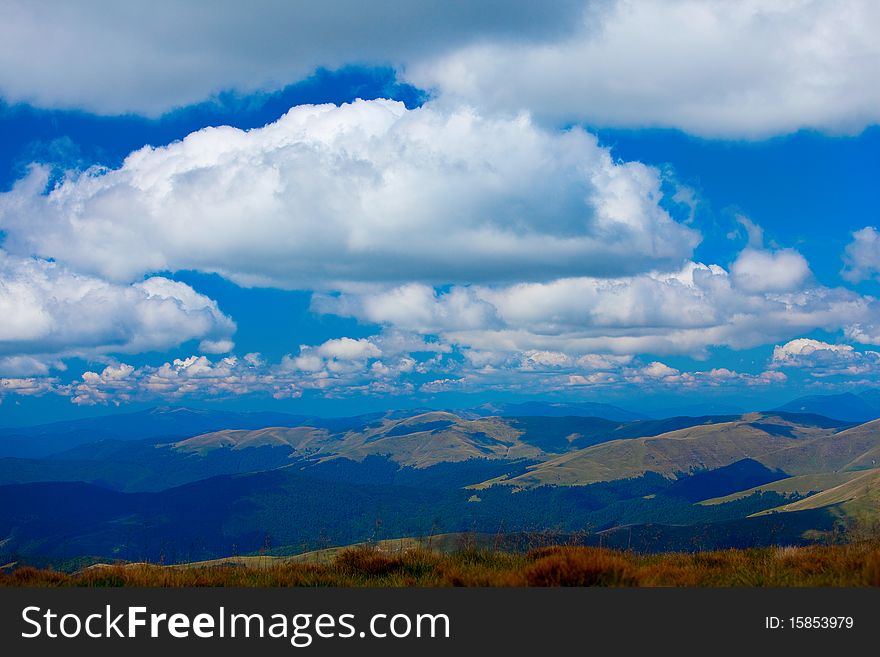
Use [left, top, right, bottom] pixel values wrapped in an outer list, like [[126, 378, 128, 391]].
[[773, 391, 880, 423], [468, 401, 647, 421], [2, 398, 880, 564], [0, 407, 318, 458]]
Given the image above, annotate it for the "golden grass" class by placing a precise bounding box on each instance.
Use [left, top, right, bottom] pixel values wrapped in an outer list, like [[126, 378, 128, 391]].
[[3, 542, 880, 587]]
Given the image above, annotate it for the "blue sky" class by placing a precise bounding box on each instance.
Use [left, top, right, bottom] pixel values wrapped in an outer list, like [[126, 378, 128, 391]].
[[1, 1, 880, 424]]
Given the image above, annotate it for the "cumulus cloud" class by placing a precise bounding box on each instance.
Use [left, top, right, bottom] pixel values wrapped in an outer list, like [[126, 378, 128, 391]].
[[0, 376, 62, 398], [639, 361, 680, 379], [0, 335, 793, 406], [0, 100, 698, 288], [410, 0, 880, 138], [730, 247, 811, 293], [0, 0, 583, 115], [0, 251, 235, 373], [771, 338, 880, 377], [841, 226, 880, 283], [622, 363, 785, 387], [316, 260, 876, 358], [50, 334, 445, 405], [316, 337, 382, 361]]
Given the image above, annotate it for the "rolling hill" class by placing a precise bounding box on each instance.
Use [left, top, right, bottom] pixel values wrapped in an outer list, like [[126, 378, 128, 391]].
[[756, 418, 880, 475], [2, 402, 879, 566], [700, 470, 868, 506], [0, 406, 317, 458], [753, 468, 880, 521], [477, 413, 844, 489]]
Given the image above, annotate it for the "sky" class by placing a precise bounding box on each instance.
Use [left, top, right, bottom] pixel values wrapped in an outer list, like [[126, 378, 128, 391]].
[[1, 0, 880, 424]]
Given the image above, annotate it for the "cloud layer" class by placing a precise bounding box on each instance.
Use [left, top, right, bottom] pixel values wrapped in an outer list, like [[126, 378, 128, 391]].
[[0, 339, 789, 407], [3, 1, 877, 138], [411, 0, 880, 138], [314, 257, 876, 358], [0, 0, 582, 115], [0, 100, 697, 288]]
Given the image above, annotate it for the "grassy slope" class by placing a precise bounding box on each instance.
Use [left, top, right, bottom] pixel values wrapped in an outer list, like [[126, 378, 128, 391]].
[[172, 412, 545, 468], [3, 543, 879, 587], [478, 419, 819, 488], [172, 426, 331, 456], [172, 412, 805, 472], [756, 419, 880, 475], [700, 471, 866, 505], [754, 468, 880, 519], [478, 415, 878, 490]]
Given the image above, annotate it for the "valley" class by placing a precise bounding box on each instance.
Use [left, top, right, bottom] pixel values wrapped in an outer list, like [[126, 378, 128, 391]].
[[1, 395, 878, 570]]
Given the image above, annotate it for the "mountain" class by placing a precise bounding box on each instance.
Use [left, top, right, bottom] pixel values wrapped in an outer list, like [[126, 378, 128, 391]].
[[477, 413, 848, 489], [773, 392, 880, 423], [647, 402, 747, 417], [2, 405, 876, 565], [0, 411, 789, 493], [856, 388, 880, 410], [0, 406, 317, 458], [700, 470, 869, 506], [470, 401, 647, 422], [757, 418, 880, 475], [754, 468, 880, 522], [0, 463, 817, 563], [178, 412, 548, 469]]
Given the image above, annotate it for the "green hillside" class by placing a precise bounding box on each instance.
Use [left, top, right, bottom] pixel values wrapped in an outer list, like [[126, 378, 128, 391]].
[[756, 419, 880, 475], [477, 414, 837, 488], [2, 406, 878, 567], [700, 471, 865, 505], [754, 468, 880, 520], [172, 426, 332, 456]]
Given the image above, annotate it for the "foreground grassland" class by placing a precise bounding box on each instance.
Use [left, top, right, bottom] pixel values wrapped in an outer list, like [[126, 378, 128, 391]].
[[3, 543, 880, 587]]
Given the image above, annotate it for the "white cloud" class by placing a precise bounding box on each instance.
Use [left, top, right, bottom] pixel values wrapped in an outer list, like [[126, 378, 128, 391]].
[[772, 338, 853, 364], [0, 1, 583, 115], [733, 215, 765, 248], [313, 284, 502, 333], [640, 361, 680, 379], [317, 260, 874, 358], [520, 350, 572, 370], [0, 338, 793, 406], [198, 339, 235, 354], [730, 247, 811, 293], [0, 251, 235, 371], [844, 324, 880, 345], [621, 363, 785, 388], [771, 337, 880, 377], [0, 355, 64, 377], [0, 376, 62, 398], [61, 338, 438, 405], [410, 0, 880, 138], [316, 337, 381, 361], [841, 226, 880, 283], [0, 100, 698, 289]]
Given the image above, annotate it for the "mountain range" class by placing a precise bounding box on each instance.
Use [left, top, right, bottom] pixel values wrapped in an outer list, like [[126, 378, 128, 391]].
[[772, 391, 880, 423], [1, 391, 879, 566]]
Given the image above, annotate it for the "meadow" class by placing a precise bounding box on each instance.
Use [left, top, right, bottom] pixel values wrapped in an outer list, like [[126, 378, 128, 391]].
[[3, 542, 879, 587]]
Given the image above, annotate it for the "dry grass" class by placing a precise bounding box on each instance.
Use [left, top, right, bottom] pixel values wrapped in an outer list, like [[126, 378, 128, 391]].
[[3, 543, 880, 587]]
